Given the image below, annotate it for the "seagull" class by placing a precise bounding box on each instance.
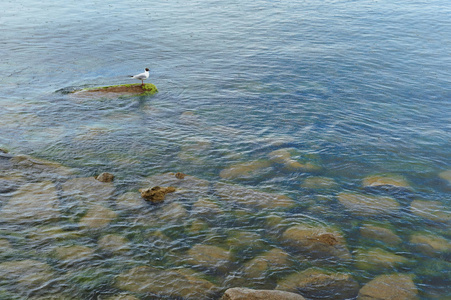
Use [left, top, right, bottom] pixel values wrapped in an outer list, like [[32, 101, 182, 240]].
[[130, 68, 149, 86]]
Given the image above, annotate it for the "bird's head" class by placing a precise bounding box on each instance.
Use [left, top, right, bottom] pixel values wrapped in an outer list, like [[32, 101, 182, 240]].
[[145, 68, 149, 71]]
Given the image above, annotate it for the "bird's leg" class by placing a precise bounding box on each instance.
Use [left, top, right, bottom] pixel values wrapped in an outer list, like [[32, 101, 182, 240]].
[[141, 80, 144, 86]]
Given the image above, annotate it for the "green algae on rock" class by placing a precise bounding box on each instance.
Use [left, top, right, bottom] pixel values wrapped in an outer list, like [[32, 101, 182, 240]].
[[73, 83, 158, 98]]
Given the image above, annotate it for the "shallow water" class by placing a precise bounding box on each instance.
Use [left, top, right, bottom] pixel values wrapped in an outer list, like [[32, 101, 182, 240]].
[[1, 0, 450, 299]]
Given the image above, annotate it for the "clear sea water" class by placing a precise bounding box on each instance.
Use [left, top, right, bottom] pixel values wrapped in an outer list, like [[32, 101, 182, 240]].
[[1, 0, 450, 299]]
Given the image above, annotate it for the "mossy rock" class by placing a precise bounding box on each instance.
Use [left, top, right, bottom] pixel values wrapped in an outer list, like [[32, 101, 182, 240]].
[[74, 83, 158, 97]]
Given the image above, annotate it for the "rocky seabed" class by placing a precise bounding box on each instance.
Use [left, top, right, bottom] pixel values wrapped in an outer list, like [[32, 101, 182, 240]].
[[0, 151, 450, 299]]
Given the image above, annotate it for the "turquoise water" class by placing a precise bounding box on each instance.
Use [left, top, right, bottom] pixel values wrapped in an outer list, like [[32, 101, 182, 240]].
[[1, 0, 450, 299]]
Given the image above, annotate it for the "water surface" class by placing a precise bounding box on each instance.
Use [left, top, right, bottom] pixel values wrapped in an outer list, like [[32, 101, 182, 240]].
[[1, 0, 450, 299]]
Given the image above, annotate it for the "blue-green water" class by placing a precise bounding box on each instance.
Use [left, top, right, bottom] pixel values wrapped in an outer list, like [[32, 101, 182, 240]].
[[1, 0, 450, 299]]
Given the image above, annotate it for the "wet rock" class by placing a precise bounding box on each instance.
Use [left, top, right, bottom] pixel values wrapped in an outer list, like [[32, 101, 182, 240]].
[[175, 172, 186, 179], [301, 176, 338, 190], [337, 192, 400, 217], [98, 234, 130, 254], [139, 186, 176, 203], [95, 172, 114, 182], [216, 182, 295, 210], [276, 268, 359, 300], [79, 204, 117, 229], [0, 181, 60, 224], [220, 160, 272, 180], [187, 244, 232, 271], [142, 172, 210, 199], [115, 266, 217, 299], [410, 200, 451, 223], [281, 225, 351, 260], [410, 233, 451, 257], [358, 274, 418, 300], [363, 174, 410, 189], [360, 224, 402, 246], [62, 177, 115, 206], [74, 83, 158, 97], [55, 245, 95, 261], [0, 259, 54, 289], [355, 248, 409, 271], [116, 192, 146, 210], [222, 287, 306, 300], [438, 169, 451, 184]]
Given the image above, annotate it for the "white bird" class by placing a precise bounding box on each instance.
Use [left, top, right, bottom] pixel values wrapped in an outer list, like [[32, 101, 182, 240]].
[[130, 68, 149, 86]]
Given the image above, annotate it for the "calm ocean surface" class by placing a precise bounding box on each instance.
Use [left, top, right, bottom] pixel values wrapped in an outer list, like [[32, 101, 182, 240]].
[[1, 0, 450, 299]]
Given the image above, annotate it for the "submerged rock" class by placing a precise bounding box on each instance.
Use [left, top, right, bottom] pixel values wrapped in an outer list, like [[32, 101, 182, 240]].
[[187, 244, 232, 272], [0, 259, 54, 290], [360, 224, 402, 246], [27, 225, 81, 243], [301, 176, 338, 190], [0, 181, 60, 224], [54, 245, 95, 262], [358, 274, 418, 300], [410, 233, 451, 257], [10, 154, 75, 177], [158, 202, 189, 221], [139, 186, 176, 203], [105, 294, 140, 300], [192, 197, 223, 216], [116, 192, 147, 210], [79, 204, 117, 229], [95, 172, 114, 183], [410, 199, 451, 223], [215, 182, 294, 210], [363, 174, 410, 189], [438, 169, 451, 184], [222, 287, 305, 300], [0, 238, 13, 254], [241, 248, 291, 279], [355, 248, 409, 271], [281, 225, 351, 260], [276, 268, 359, 300], [98, 234, 130, 254], [115, 266, 217, 299], [268, 148, 321, 172], [219, 160, 272, 180], [62, 177, 115, 206], [337, 192, 400, 217]]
